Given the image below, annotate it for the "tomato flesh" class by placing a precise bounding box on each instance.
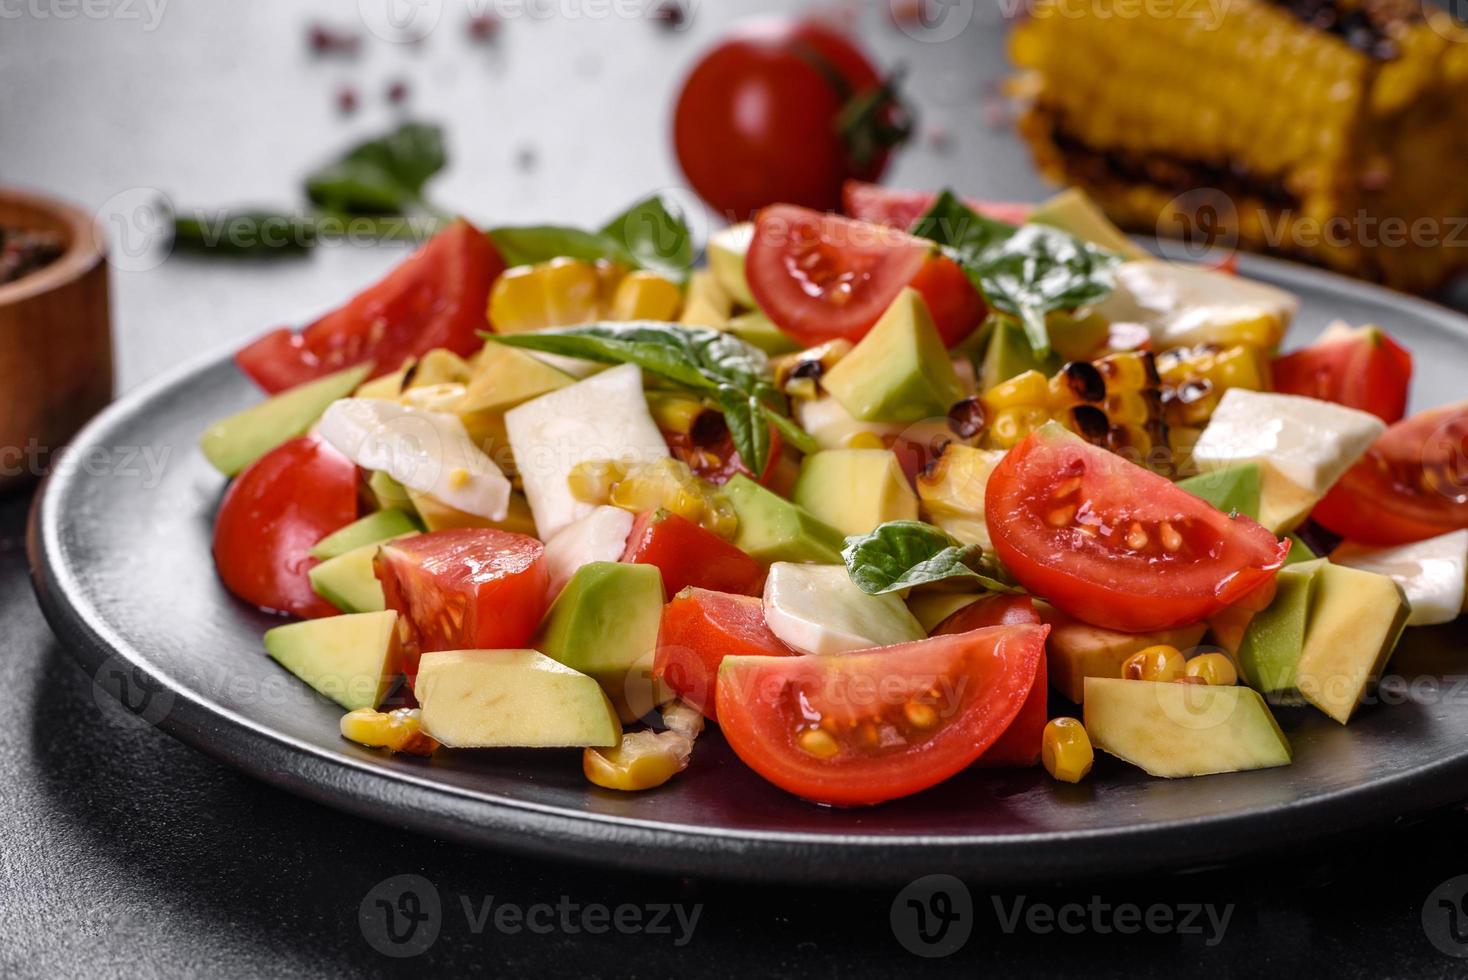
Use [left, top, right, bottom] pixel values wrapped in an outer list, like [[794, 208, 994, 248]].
[[655, 588, 796, 721], [907, 253, 986, 348], [934, 595, 1047, 768], [1273, 326, 1412, 424], [717, 624, 1048, 805], [621, 510, 764, 599], [375, 529, 549, 683], [986, 426, 1289, 632], [747, 205, 931, 347], [236, 219, 505, 394], [842, 180, 1034, 230], [1313, 401, 1468, 545], [212, 437, 358, 619]]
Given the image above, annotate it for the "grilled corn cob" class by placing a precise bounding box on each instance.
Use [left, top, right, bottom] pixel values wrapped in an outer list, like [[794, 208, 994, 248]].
[[1156, 344, 1270, 429], [1010, 0, 1468, 292]]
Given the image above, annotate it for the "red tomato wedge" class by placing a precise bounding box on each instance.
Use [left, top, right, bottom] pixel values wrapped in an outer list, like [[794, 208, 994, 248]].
[[212, 437, 358, 619], [716, 624, 1048, 806], [986, 425, 1289, 632], [654, 588, 795, 721], [1313, 401, 1468, 546], [934, 595, 1047, 768], [842, 180, 1033, 230], [236, 220, 505, 394], [621, 510, 764, 599], [1273, 324, 1412, 423], [907, 253, 986, 348], [747, 205, 931, 347], [375, 529, 549, 683]]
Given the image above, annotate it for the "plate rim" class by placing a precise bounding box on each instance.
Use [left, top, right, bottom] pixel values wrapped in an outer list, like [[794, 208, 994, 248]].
[[28, 252, 1468, 885]]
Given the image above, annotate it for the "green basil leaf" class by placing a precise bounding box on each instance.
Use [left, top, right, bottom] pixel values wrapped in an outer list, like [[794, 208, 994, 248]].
[[913, 190, 1121, 358], [598, 195, 695, 283], [305, 121, 446, 215], [715, 386, 770, 478], [763, 407, 819, 455], [485, 225, 636, 269], [842, 521, 1022, 596]]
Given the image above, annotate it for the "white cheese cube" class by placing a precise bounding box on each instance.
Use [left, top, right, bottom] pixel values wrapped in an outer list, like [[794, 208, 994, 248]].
[[1332, 530, 1468, 627], [542, 506, 635, 598], [762, 563, 925, 655], [1093, 260, 1299, 349], [505, 363, 669, 540]]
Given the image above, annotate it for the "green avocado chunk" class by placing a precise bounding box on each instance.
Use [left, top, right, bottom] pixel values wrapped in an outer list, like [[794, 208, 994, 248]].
[[1084, 677, 1292, 778], [821, 288, 964, 423], [201, 362, 372, 476], [1177, 463, 1263, 519], [310, 509, 422, 561], [792, 449, 918, 537], [1236, 559, 1326, 696], [535, 562, 664, 715], [707, 222, 756, 308], [723, 474, 845, 566], [726, 311, 800, 356], [309, 540, 401, 614], [265, 610, 400, 711], [979, 317, 1057, 391]]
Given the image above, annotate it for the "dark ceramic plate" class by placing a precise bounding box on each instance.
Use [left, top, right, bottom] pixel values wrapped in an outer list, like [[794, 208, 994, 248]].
[[29, 254, 1468, 886]]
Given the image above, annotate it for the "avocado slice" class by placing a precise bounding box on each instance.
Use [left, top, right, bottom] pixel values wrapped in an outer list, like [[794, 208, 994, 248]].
[[708, 222, 756, 308], [310, 509, 421, 561], [1027, 188, 1150, 260], [821, 288, 965, 423], [1040, 604, 1208, 703], [792, 449, 918, 536], [309, 541, 396, 614], [906, 592, 984, 632], [726, 310, 800, 355], [680, 270, 733, 328], [1084, 678, 1292, 777], [201, 362, 371, 476], [723, 474, 845, 565], [536, 562, 664, 717], [980, 317, 1057, 391], [407, 488, 538, 536], [367, 471, 419, 517], [264, 610, 401, 711], [1235, 559, 1327, 696], [1178, 463, 1263, 519], [1295, 563, 1410, 724], [416, 649, 621, 748]]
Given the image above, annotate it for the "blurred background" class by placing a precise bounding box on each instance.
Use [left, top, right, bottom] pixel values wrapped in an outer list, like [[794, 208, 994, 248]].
[[0, 0, 1042, 389]]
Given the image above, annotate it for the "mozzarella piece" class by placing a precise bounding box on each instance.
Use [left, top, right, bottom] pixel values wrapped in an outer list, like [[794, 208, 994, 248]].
[[1191, 389, 1384, 498], [763, 563, 925, 655], [1093, 260, 1299, 349], [317, 398, 511, 521], [795, 396, 950, 454], [505, 363, 669, 540], [1332, 530, 1468, 627], [542, 506, 635, 598]]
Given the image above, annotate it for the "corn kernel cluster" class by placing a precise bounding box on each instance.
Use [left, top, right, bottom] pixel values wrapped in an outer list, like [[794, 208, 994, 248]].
[[488, 258, 681, 333], [567, 457, 737, 538]]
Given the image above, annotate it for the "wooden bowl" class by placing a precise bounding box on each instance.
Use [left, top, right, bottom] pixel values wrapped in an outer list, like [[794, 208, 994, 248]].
[[0, 188, 112, 491]]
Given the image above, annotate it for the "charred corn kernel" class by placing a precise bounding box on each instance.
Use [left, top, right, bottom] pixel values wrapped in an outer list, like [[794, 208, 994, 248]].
[[1122, 645, 1186, 682], [843, 431, 887, 450], [599, 458, 737, 537], [1185, 652, 1238, 686], [645, 391, 710, 435], [798, 728, 840, 759], [340, 708, 439, 757], [488, 257, 603, 334], [607, 270, 682, 322], [773, 339, 854, 391], [399, 382, 468, 414], [1042, 717, 1093, 784], [583, 729, 693, 792], [1157, 344, 1267, 428], [567, 459, 626, 504]]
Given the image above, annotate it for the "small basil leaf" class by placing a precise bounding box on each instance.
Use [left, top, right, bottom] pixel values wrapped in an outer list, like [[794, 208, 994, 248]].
[[842, 521, 1022, 596], [598, 195, 695, 283], [485, 225, 635, 269], [715, 386, 770, 478], [305, 121, 446, 215], [913, 190, 1121, 358]]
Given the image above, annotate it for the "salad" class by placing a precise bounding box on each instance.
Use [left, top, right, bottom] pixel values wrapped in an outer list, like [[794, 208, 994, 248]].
[[199, 181, 1462, 807]]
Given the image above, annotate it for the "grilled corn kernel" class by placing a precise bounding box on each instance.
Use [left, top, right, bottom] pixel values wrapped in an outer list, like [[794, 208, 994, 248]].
[[984, 369, 1051, 410], [1157, 344, 1267, 428], [1121, 644, 1186, 682], [1184, 652, 1239, 686], [583, 730, 694, 792], [645, 391, 711, 435], [567, 459, 626, 504], [843, 430, 887, 450], [488, 257, 603, 334], [597, 457, 737, 537], [773, 339, 854, 390], [1042, 717, 1093, 783], [607, 270, 682, 322], [340, 708, 439, 757]]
